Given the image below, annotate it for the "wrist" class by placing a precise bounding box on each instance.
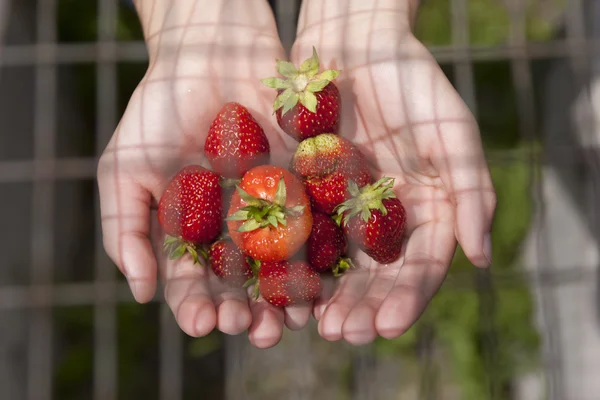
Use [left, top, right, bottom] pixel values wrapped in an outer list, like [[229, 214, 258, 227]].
[[134, 0, 276, 64]]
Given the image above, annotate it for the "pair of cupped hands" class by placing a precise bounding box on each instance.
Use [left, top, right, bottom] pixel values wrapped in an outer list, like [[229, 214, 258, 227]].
[[98, 1, 496, 348]]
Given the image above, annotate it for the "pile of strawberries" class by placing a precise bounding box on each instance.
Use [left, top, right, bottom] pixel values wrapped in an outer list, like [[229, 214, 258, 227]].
[[157, 47, 407, 307]]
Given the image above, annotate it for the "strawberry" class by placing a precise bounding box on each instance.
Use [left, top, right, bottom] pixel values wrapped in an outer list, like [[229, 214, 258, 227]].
[[208, 239, 254, 288], [261, 47, 341, 141], [158, 165, 223, 263], [226, 165, 313, 262], [291, 133, 372, 215], [336, 177, 407, 264], [307, 212, 353, 276], [204, 102, 270, 179], [257, 260, 322, 307]]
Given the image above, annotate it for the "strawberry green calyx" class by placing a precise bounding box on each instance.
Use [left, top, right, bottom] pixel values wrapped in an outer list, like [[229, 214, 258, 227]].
[[243, 259, 261, 299], [225, 177, 305, 233], [163, 235, 208, 265], [336, 177, 398, 224], [220, 176, 241, 189], [261, 46, 341, 116], [332, 257, 355, 277]]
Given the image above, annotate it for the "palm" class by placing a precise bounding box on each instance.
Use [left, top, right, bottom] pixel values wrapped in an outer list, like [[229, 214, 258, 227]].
[[292, 28, 495, 343]]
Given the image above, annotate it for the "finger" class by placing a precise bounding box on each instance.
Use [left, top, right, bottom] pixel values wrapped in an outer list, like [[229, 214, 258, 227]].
[[318, 267, 370, 342], [163, 256, 217, 338], [430, 116, 496, 268], [208, 272, 252, 336], [284, 302, 313, 331], [375, 220, 455, 339], [247, 293, 285, 349], [313, 275, 336, 321], [341, 247, 406, 345], [98, 155, 157, 303]]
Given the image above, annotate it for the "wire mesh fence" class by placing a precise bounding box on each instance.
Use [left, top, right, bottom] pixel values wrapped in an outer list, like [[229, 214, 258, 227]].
[[0, 0, 599, 399]]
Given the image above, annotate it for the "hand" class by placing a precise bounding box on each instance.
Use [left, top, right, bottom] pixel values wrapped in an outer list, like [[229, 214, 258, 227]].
[[97, 0, 310, 348], [291, 2, 496, 344]]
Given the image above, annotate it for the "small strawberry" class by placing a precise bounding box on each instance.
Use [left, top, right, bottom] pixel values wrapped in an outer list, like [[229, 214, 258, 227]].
[[204, 102, 270, 179], [261, 47, 341, 141], [336, 177, 407, 265], [256, 260, 322, 307], [208, 239, 254, 288], [158, 165, 223, 263], [307, 212, 353, 276], [291, 133, 372, 215]]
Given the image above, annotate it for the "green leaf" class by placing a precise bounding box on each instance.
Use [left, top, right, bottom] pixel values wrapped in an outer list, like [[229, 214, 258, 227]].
[[306, 79, 330, 93], [281, 91, 300, 116], [299, 91, 318, 113], [243, 277, 257, 288], [276, 59, 299, 78], [235, 186, 261, 206], [226, 209, 249, 221], [261, 77, 291, 89], [315, 69, 340, 82], [360, 208, 372, 223], [288, 205, 305, 215], [347, 180, 361, 197], [298, 47, 320, 77], [237, 219, 261, 233], [268, 215, 278, 227], [169, 245, 186, 260], [273, 176, 287, 206], [273, 88, 296, 112]]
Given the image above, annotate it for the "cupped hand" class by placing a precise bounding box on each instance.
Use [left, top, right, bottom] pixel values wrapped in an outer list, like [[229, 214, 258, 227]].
[[98, 2, 309, 348], [291, 4, 496, 344]]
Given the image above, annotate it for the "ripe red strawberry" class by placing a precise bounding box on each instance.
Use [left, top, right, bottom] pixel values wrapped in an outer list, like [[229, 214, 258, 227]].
[[158, 165, 223, 262], [337, 177, 407, 264], [208, 240, 254, 288], [307, 212, 353, 275], [291, 133, 372, 215], [226, 165, 313, 262], [204, 102, 270, 178], [261, 47, 341, 141], [257, 260, 322, 307]]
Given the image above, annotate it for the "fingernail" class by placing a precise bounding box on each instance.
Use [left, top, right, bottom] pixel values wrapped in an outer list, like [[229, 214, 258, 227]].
[[127, 278, 138, 300], [483, 233, 492, 266]]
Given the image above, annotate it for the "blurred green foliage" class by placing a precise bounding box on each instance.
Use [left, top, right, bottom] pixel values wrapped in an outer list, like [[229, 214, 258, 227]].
[[51, 0, 566, 398]]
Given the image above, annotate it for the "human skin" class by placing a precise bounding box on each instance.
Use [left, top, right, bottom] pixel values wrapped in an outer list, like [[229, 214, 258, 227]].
[[98, 0, 496, 348]]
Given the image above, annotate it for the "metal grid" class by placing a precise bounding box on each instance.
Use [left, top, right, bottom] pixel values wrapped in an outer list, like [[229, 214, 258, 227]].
[[0, 0, 597, 399]]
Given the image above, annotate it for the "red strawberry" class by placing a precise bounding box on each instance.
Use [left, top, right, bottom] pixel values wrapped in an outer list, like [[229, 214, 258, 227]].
[[291, 133, 372, 215], [226, 165, 313, 262], [158, 165, 223, 263], [204, 102, 270, 179], [261, 47, 341, 141], [307, 212, 353, 275], [337, 177, 407, 264], [257, 260, 322, 307], [208, 240, 254, 287]]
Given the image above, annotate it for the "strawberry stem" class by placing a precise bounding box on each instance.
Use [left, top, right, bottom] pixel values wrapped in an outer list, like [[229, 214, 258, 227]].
[[261, 46, 341, 115], [335, 177, 398, 224], [163, 235, 208, 265], [225, 178, 305, 233], [333, 257, 355, 277]]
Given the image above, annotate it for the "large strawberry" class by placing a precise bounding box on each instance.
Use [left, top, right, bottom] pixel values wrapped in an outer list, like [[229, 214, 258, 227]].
[[158, 165, 222, 263], [291, 133, 372, 215], [261, 47, 341, 141], [307, 212, 353, 276], [204, 102, 270, 179], [336, 177, 407, 264], [226, 165, 313, 262], [208, 239, 254, 288], [256, 260, 322, 307]]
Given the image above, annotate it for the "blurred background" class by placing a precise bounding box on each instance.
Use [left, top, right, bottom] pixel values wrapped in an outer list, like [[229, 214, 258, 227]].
[[0, 0, 598, 399]]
